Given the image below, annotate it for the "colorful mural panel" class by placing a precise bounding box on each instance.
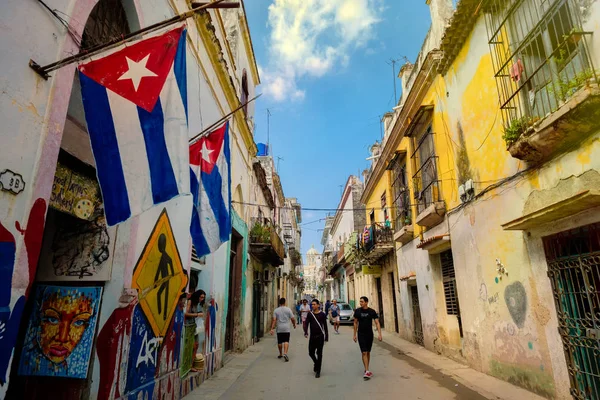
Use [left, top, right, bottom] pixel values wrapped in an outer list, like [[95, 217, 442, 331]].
[[18, 285, 102, 378], [179, 325, 195, 377], [50, 163, 101, 221]]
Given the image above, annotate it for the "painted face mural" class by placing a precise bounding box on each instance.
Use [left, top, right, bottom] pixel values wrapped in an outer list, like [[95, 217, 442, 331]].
[[19, 286, 102, 378]]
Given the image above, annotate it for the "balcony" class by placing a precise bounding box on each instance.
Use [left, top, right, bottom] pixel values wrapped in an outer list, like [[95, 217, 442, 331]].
[[249, 218, 285, 266], [361, 223, 394, 263], [413, 157, 445, 227], [484, 0, 600, 163], [393, 187, 414, 245]]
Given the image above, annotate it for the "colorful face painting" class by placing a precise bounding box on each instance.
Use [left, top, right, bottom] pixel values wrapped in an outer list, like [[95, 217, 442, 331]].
[[18, 285, 102, 378]]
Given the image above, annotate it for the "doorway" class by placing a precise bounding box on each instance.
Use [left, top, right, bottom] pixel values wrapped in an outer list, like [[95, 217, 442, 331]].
[[375, 277, 385, 328], [543, 223, 600, 399], [440, 249, 463, 338], [410, 285, 424, 346], [389, 272, 399, 333], [225, 229, 243, 352]]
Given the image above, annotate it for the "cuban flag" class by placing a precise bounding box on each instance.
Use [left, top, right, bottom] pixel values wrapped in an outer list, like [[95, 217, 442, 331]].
[[78, 27, 189, 226], [189, 123, 231, 257]]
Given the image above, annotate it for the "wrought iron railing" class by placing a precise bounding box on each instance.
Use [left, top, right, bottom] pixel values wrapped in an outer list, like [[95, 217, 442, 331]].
[[361, 223, 394, 252], [484, 0, 597, 140], [412, 156, 442, 216], [393, 186, 411, 232]]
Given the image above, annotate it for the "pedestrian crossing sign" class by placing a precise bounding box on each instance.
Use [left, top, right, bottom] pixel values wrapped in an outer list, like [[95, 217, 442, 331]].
[[132, 209, 187, 337]]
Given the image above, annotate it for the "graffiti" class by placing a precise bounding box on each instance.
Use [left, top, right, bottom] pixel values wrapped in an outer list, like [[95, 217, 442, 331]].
[[504, 281, 528, 328], [132, 209, 187, 337], [488, 292, 499, 304], [96, 299, 136, 400], [50, 163, 101, 220], [479, 283, 487, 301], [157, 305, 183, 376], [0, 198, 47, 385], [18, 285, 102, 378], [136, 331, 161, 368], [180, 325, 195, 377], [126, 307, 157, 392], [50, 213, 110, 280], [16, 198, 47, 297]]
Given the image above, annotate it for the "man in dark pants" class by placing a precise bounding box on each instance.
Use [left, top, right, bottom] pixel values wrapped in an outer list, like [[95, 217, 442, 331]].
[[353, 296, 382, 380], [303, 299, 328, 378]]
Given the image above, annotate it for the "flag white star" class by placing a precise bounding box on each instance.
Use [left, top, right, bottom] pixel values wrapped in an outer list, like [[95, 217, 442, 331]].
[[201, 142, 214, 163], [118, 54, 158, 91]]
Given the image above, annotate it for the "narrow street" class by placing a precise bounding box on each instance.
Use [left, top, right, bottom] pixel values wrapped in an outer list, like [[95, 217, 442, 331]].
[[191, 326, 489, 400]]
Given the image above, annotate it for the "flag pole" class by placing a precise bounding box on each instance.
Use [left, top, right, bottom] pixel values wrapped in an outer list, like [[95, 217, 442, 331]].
[[189, 93, 262, 144], [29, 0, 237, 79]]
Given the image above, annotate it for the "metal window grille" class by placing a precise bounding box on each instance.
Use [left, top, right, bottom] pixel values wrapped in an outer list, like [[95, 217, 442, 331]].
[[391, 157, 410, 231], [483, 0, 597, 129], [543, 223, 600, 399], [81, 0, 131, 50], [411, 125, 441, 215], [411, 285, 424, 346], [441, 250, 460, 316], [191, 245, 205, 264]]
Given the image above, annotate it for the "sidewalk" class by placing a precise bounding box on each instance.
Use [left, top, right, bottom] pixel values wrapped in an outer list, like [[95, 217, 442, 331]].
[[381, 333, 546, 400], [184, 332, 546, 400]]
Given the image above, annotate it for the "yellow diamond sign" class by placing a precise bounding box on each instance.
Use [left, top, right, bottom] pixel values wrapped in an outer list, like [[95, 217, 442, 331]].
[[132, 209, 187, 337]]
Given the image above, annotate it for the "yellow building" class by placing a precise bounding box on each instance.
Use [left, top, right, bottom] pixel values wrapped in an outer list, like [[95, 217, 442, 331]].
[[363, 0, 600, 398]]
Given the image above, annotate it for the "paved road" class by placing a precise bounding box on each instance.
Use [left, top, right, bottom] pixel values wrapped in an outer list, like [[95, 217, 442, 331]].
[[219, 325, 488, 400]]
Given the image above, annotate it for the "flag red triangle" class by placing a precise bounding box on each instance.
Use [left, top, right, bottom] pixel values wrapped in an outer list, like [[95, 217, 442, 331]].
[[190, 123, 227, 175], [78, 27, 184, 112]]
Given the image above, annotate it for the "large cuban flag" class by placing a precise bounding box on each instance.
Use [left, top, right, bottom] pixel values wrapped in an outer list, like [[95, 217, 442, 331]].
[[189, 123, 231, 257], [78, 27, 189, 226]]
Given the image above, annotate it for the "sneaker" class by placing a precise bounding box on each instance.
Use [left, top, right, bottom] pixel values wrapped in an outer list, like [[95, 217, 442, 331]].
[[284, 354, 289, 362], [364, 371, 373, 380], [277, 355, 282, 359], [315, 372, 320, 378]]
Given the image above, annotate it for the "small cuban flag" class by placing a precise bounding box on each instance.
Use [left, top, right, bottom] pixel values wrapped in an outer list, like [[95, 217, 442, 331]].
[[78, 27, 189, 226], [189, 122, 231, 257]]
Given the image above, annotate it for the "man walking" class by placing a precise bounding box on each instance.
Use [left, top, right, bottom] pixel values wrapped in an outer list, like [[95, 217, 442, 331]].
[[329, 299, 341, 334], [270, 298, 296, 361], [299, 299, 310, 325], [303, 299, 328, 378], [353, 296, 382, 380]]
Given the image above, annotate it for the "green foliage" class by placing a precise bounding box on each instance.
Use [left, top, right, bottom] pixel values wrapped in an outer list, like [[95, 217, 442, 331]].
[[250, 222, 271, 243], [502, 117, 532, 146], [549, 69, 594, 102]]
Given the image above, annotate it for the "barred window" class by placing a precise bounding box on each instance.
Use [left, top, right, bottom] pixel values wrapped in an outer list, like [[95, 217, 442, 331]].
[[440, 250, 459, 315]]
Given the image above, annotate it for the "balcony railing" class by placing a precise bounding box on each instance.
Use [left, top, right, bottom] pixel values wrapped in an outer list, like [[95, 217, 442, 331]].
[[484, 0, 599, 160], [412, 156, 442, 216], [249, 217, 285, 265], [393, 186, 411, 232], [360, 223, 394, 263]]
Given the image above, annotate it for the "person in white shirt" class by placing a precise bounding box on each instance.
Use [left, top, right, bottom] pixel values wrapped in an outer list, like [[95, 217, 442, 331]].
[[270, 298, 296, 361], [299, 299, 311, 325]]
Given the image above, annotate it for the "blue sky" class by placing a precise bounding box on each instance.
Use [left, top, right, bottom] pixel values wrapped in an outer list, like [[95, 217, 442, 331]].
[[244, 0, 431, 260]]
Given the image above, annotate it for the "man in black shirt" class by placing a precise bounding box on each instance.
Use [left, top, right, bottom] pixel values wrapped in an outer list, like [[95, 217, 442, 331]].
[[303, 299, 328, 378], [353, 296, 382, 380]]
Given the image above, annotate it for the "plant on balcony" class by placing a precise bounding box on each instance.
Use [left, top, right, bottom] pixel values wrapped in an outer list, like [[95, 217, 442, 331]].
[[250, 222, 271, 244], [290, 248, 302, 266], [502, 116, 534, 147], [550, 69, 595, 103]]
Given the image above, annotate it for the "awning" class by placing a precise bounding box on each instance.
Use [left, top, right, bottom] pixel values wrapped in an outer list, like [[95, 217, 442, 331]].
[[502, 190, 600, 230], [416, 234, 450, 253]]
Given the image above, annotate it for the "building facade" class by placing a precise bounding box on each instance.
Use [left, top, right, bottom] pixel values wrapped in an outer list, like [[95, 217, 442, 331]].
[[360, 0, 600, 398]]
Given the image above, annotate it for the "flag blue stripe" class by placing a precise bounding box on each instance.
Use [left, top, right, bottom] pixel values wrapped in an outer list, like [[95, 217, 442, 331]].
[[223, 126, 232, 234], [79, 72, 131, 225], [137, 99, 180, 204], [190, 168, 211, 257], [174, 30, 188, 122], [201, 164, 230, 243]]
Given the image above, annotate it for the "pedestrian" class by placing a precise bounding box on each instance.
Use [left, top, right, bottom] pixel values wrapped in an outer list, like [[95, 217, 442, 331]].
[[270, 297, 296, 361], [295, 301, 301, 324], [184, 289, 206, 371], [303, 299, 328, 378], [353, 296, 382, 380], [325, 299, 331, 315], [299, 299, 310, 325], [329, 299, 341, 334]]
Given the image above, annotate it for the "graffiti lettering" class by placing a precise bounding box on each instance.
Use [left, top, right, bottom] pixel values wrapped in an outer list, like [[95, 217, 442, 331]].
[[479, 283, 487, 301], [488, 293, 499, 304], [136, 331, 161, 368]]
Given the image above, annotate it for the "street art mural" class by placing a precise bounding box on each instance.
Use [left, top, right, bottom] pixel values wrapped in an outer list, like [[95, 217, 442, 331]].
[[205, 298, 220, 375], [0, 198, 47, 387], [18, 285, 102, 378]]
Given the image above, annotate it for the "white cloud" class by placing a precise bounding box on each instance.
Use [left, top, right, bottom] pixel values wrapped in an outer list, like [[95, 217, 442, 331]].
[[261, 0, 381, 102]]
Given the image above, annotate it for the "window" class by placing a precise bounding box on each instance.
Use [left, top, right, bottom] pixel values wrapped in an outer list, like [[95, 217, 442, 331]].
[[81, 0, 132, 50], [411, 124, 440, 215], [390, 154, 409, 231], [485, 0, 593, 127], [440, 250, 459, 315], [191, 245, 206, 264]]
